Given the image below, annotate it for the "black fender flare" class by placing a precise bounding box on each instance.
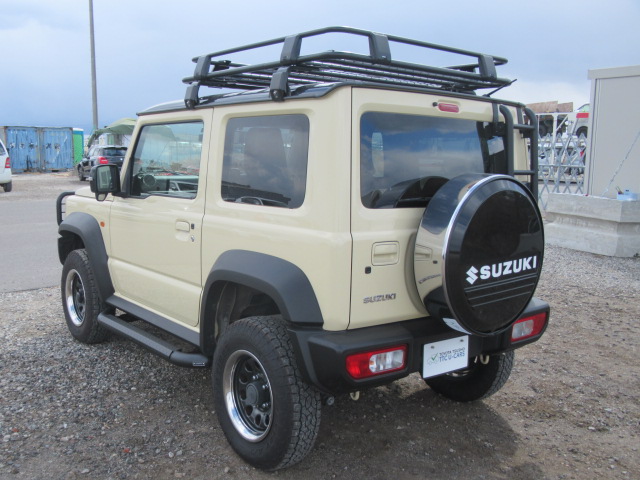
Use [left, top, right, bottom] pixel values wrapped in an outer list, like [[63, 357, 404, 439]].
[[200, 250, 323, 352], [58, 212, 114, 302]]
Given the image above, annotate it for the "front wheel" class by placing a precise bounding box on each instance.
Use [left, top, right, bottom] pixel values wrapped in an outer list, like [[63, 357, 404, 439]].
[[212, 316, 321, 471], [425, 350, 514, 402], [61, 249, 109, 344]]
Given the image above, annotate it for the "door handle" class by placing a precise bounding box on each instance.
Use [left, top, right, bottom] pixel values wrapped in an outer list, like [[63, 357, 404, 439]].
[[372, 242, 399, 266], [175, 221, 190, 232]]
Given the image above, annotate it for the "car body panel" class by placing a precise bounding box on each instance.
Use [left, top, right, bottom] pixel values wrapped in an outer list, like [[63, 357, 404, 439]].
[[0, 138, 12, 186]]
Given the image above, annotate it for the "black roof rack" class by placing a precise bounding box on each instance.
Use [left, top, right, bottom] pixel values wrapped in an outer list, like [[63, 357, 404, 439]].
[[182, 26, 512, 108]]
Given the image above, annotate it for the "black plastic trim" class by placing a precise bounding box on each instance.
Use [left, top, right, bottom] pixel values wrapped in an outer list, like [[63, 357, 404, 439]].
[[106, 295, 201, 347], [58, 212, 114, 302], [202, 250, 323, 326], [507, 297, 550, 348], [199, 250, 324, 356], [98, 313, 209, 368], [288, 297, 549, 395]]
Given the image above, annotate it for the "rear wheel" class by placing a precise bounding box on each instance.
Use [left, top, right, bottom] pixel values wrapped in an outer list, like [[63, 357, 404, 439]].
[[212, 316, 321, 471], [61, 249, 109, 344], [2, 181, 12, 192], [576, 127, 588, 138], [425, 350, 514, 402]]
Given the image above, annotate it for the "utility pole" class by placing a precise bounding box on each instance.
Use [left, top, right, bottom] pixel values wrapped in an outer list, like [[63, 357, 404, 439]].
[[89, 0, 99, 131]]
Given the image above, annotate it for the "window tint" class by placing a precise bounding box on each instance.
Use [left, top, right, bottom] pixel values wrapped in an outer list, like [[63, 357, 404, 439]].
[[128, 122, 203, 199], [100, 147, 127, 156], [0, 141, 5, 156], [222, 115, 309, 208], [360, 112, 505, 208]]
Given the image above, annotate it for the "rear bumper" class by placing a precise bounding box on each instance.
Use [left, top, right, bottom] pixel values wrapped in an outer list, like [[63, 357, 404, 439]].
[[0, 169, 11, 183], [288, 297, 549, 395]]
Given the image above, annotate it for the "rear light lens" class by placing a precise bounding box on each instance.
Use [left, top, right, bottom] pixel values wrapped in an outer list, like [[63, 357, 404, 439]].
[[98, 156, 109, 164], [576, 112, 589, 119], [511, 313, 547, 342], [437, 102, 460, 113], [346, 345, 407, 379], [4, 157, 10, 169]]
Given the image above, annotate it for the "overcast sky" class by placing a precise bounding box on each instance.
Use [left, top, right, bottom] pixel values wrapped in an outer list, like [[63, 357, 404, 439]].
[[1, 0, 638, 133]]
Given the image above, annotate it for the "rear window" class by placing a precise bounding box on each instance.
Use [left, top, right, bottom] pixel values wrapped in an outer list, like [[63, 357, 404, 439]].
[[360, 112, 506, 208], [101, 147, 127, 156]]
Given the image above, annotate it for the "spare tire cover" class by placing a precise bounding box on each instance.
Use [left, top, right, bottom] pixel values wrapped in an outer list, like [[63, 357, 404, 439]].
[[414, 174, 544, 336]]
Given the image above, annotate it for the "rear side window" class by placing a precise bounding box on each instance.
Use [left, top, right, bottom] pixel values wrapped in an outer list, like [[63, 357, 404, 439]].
[[128, 121, 203, 199], [222, 115, 309, 208], [360, 112, 505, 208], [0, 141, 6, 156]]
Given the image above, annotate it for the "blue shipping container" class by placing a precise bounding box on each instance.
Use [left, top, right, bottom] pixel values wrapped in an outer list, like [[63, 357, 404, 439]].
[[40, 127, 74, 171], [2, 126, 74, 172], [6, 127, 39, 172]]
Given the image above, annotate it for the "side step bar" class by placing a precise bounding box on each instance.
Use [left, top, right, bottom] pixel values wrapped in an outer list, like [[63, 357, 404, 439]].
[[98, 313, 210, 368]]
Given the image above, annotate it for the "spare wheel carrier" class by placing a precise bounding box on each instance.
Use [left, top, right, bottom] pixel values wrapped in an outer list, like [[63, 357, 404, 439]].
[[414, 174, 544, 336]]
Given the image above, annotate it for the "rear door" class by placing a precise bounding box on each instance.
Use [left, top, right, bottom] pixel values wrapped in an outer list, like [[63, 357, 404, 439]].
[[349, 88, 502, 329]]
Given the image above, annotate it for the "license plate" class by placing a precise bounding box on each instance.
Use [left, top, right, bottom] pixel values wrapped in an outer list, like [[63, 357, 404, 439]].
[[422, 336, 469, 378]]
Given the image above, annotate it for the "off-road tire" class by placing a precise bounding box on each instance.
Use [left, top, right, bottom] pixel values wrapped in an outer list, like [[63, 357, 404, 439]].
[[425, 350, 514, 402], [212, 316, 321, 471], [61, 249, 109, 344]]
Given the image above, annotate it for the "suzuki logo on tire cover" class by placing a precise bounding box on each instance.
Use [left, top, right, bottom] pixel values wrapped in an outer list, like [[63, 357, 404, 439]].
[[465, 256, 538, 285], [466, 267, 479, 284]]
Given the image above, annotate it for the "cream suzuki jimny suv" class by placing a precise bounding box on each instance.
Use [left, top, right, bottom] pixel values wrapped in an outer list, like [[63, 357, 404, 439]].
[[57, 27, 549, 471]]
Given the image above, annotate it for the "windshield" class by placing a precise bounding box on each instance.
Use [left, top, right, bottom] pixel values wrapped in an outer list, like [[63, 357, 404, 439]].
[[360, 112, 505, 208]]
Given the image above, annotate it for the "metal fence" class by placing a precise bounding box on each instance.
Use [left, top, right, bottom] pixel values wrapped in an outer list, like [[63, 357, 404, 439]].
[[536, 123, 587, 210]]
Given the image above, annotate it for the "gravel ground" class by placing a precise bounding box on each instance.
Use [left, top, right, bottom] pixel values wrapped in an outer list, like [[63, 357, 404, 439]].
[[0, 174, 639, 480]]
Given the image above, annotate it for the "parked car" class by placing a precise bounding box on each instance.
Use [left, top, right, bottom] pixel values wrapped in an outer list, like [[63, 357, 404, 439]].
[[77, 145, 127, 181], [0, 138, 12, 192], [574, 103, 590, 137]]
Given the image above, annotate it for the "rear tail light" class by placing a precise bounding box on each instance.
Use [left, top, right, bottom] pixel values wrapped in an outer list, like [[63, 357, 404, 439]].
[[511, 312, 547, 342], [98, 156, 109, 164], [4, 157, 10, 169], [436, 102, 460, 113], [576, 112, 589, 119], [346, 345, 407, 379]]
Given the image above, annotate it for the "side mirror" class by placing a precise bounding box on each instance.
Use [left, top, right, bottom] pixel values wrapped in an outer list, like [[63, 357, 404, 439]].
[[90, 164, 121, 201]]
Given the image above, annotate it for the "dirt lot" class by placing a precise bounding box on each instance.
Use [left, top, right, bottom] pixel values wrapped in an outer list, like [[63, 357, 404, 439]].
[[0, 174, 638, 480]]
